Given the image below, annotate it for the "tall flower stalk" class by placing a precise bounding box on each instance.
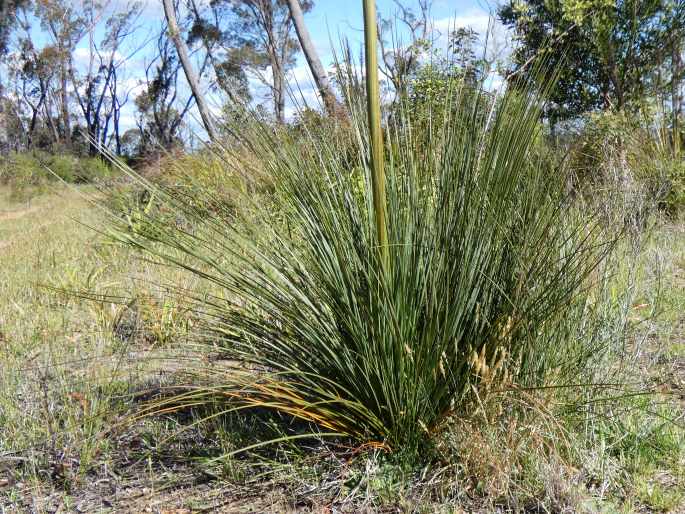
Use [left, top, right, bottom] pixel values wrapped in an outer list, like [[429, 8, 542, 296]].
[[362, 0, 389, 272]]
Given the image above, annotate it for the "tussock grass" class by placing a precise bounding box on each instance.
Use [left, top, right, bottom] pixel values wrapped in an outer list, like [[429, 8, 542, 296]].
[[101, 67, 618, 460]]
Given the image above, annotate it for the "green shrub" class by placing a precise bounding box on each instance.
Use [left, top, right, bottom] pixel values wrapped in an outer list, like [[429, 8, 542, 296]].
[[0, 152, 51, 200], [79, 156, 111, 182], [569, 111, 684, 217], [46, 153, 78, 182], [0, 151, 112, 191], [1, 153, 39, 185], [105, 64, 614, 460], [661, 158, 685, 214]]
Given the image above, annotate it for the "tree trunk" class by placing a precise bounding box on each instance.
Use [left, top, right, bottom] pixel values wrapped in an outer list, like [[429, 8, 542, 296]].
[[162, 0, 218, 142], [60, 55, 71, 148], [272, 57, 285, 124], [673, 40, 682, 155], [43, 97, 60, 145], [285, 0, 341, 116], [27, 103, 40, 149]]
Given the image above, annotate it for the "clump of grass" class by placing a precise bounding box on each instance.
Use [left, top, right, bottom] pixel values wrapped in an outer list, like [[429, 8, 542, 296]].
[[101, 53, 615, 459]]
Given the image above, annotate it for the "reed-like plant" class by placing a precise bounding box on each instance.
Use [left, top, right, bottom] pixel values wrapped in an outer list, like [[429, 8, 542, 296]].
[[102, 43, 613, 458]]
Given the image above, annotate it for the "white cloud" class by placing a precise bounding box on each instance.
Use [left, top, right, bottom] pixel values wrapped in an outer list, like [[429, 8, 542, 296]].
[[73, 46, 126, 69], [434, 10, 493, 37], [117, 113, 138, 132], [73, 47, 91, 65], [286, 64, 322, 104], [109, 0, 163, 19]]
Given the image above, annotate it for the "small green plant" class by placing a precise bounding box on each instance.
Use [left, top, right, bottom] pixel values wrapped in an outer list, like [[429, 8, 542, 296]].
[[73, 156, 112, 183], [662, 159, 685, 214], [569, 110, 685, 218]]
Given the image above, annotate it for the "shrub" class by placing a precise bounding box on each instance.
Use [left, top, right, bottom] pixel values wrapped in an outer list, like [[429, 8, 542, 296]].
[[0, 151, 112, 195], [47, 154, 78, 182], [105, 68, 614, 460], [72, 156, 111, 183], [569, 111, 684, 218], [0, 152, 52, 200], [661, 158, 685, 214], [0, 152, 47, 188]]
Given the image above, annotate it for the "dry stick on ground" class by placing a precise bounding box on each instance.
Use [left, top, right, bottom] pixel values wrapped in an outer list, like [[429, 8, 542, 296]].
[[162, 0, 218, 142]]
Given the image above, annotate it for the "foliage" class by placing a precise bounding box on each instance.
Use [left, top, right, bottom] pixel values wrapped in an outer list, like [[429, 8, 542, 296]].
[[185, 0, 251, 103], [134, 30, 193, 153], [215, 0, 314, 123], [0, 0, 29, 55], [499, 0, 685, 122], [103, 63, 615, 459], [0, 151, 111, 198], [569, 110, 685, 216], [377, 0, 432, 96], [400, 51, 484, 127], [1, 0, 141, 154], [662, 158, 685, 214], [388, 28, 491, 156]]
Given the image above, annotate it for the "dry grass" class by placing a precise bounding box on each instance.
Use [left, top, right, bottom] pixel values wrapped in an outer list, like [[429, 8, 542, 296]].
[[0, 186, 204, 510]]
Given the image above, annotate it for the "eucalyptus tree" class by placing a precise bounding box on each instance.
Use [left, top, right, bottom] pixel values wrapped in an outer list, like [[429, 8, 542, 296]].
[[221, 0, 310, 123], [285, 0, 340, 116], [0, 0, 30, 56], [135, 28, 206, 152], [34, 0, 88, 148], [70, 1, 145, 154], [6, 9, 64, 149], [499, 0, 685, 126], [163, 0, 218, 141], [185, 0, 251, 105], [378, 0, 434, 98], [8, 45, 54, 148]]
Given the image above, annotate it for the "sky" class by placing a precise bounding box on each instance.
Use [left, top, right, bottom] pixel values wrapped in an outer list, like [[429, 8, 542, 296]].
[[259, 0, 503, 118], [16, 0, 506, 136]]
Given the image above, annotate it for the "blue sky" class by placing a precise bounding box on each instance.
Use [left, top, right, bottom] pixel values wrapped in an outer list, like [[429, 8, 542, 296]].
[[301, 0, 496, 47], [268, 0, 501, 117]]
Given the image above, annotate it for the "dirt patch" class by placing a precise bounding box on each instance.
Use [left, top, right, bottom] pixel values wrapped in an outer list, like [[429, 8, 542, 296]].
[[2, 445, 296, 514], [6, 480, 292, 513]]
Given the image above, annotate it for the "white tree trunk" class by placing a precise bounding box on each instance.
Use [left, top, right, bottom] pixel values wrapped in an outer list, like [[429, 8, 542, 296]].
[[162, 0, 218, 142], [286, 0, 341, 116]]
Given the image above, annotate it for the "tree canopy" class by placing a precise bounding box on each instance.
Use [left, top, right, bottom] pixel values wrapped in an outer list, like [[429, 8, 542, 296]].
[[499, 0, 685, 123]]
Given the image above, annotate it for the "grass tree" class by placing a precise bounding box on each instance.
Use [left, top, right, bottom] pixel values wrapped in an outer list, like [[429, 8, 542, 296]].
[[104, 6, 614, 460]]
